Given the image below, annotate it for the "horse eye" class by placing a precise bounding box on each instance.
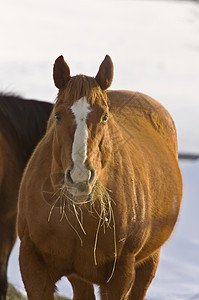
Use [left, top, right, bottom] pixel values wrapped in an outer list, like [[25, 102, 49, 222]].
[[55, 112, 62, 122], [102, 113, 108, 123]]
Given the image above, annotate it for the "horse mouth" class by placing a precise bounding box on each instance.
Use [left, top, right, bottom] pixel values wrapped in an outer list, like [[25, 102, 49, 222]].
[[69, 193, 90, 203], [42, 173, 96, 206], [67, 182, 93, 203]]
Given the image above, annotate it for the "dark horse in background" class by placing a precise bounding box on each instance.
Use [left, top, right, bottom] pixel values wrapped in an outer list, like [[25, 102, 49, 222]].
[[0, 93, 52, 300]]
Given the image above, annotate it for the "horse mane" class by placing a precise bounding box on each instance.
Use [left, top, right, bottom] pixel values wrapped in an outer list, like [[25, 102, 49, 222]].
[[0, 93, 53, 162], [57, 75, 107, 105]]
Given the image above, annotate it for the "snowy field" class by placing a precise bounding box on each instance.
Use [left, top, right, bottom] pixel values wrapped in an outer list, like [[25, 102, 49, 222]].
[[1, 0, 199, 299]]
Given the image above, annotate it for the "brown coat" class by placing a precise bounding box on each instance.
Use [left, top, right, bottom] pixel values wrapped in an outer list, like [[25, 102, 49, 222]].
[[17, 56, 182, 300]]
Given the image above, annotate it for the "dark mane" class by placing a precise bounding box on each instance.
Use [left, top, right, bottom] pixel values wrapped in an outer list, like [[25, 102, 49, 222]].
[[0, 93, 53, 162], [57, 75, 107, 105]]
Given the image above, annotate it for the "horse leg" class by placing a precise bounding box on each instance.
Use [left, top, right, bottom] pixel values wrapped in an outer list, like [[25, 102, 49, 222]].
[[68, 275, 95, 300], [19, 233, 58, 300], [100, 253, 135, 300], [0, 215, 17, 300], [128, 249, 160, 300]]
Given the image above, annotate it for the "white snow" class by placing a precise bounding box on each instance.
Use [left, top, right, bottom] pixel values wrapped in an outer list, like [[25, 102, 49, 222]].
[[1, 0, 199, 299]]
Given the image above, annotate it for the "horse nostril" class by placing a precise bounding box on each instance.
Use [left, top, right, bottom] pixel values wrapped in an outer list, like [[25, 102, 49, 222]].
[[66, 169, 74, 184], [89, 168, 95, 184]]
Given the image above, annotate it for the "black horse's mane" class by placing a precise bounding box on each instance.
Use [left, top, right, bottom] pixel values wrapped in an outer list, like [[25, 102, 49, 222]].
[[0, 93, 53, 162]]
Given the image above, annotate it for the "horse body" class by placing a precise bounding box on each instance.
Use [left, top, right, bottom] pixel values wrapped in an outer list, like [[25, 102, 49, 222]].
[[18, 56, 182, 300], [0, 94, 52, 300]]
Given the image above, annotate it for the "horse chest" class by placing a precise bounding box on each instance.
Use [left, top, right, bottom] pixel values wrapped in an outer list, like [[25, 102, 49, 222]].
[[29, 210, 120, 267], [66, 227, 124, 282]]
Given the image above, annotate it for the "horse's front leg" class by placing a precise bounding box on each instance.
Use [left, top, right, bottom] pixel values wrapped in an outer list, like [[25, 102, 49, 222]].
[[128, 249, 160, 300], [0, 215, 17, 300], [100, 253, 135, 300], [68, 275, 95, 300], [19, 232, 59, 300]]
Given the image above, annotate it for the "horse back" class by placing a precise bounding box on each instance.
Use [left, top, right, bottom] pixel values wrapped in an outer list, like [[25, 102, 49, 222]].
[[107, 90, 178, 155]]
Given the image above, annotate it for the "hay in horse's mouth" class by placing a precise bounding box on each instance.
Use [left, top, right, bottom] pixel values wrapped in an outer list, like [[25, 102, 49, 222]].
[[47, 180, 117, 283]]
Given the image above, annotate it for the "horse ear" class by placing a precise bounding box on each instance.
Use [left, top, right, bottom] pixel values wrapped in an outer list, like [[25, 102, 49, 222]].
[[53, 55, 71, 89], [95, 55, 113, 90]]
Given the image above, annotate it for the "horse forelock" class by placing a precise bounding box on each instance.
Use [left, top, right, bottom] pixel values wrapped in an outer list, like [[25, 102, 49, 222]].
[[56, 74, 107, 106]]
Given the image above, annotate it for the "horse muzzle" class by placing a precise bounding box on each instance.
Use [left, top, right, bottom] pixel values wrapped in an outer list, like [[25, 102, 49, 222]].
[[66, 168, 95, 185], [65, 168, 96, 202]]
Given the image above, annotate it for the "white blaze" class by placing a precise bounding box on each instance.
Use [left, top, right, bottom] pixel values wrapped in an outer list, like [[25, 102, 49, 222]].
[[70, 96, 91, 183]]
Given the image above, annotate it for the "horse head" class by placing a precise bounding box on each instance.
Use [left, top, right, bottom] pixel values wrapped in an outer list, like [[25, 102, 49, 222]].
[[51, 55, 113, 202]]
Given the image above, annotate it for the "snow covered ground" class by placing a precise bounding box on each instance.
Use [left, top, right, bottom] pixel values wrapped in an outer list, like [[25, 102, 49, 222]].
[[1, 0, 199, 299]]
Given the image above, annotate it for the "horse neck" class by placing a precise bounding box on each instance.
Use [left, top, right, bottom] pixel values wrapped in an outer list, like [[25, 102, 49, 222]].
[[20, 102, 52, 163], [100, 118, 134, 181]]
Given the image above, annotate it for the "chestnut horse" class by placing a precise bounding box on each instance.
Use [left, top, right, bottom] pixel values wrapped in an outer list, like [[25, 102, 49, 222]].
[[0, 93, 52, 300], [17, 56, 182, 300]]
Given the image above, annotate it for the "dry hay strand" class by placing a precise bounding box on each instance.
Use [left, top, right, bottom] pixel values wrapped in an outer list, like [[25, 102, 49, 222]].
[[47, 180, 117, 283]]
